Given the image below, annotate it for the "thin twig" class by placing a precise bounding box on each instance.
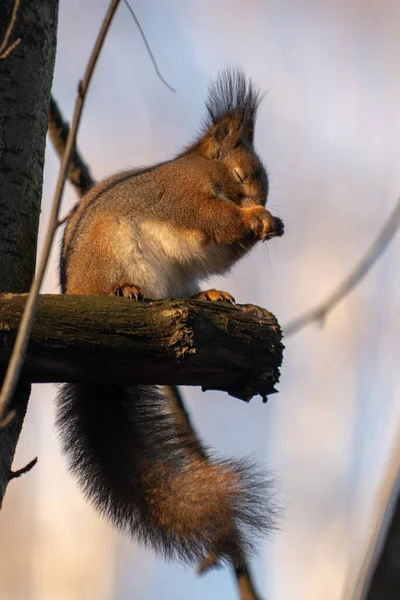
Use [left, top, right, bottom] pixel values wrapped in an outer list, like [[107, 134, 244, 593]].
[[57, 205, 79, 227], [9, 456, 38, 480], [0, 0, 123, 425], [0, 38, 21, 59], [0, 409, 16, 429], [123, 0, 175, 93], [0, 0, 21, 59], [284, 198, 400, 337]]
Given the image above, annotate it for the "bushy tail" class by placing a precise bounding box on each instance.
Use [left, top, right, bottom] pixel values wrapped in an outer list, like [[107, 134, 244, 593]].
[[56, 383, 275, 565]]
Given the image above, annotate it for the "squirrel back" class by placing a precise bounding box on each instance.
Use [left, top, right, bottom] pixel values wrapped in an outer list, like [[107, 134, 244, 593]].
[[57, 68, 282, 567]]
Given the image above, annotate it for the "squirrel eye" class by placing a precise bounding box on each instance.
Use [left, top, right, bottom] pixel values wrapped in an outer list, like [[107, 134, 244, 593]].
[[233, 168, 244, 183]]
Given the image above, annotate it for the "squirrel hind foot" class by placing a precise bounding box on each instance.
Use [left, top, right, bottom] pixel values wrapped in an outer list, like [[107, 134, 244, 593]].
[[192, 289, 235, 304], [109, 282, 145, 300]]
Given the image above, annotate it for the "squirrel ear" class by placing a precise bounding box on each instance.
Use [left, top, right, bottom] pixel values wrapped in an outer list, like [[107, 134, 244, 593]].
[[214, 122, 230, 142], [207, 119, 240, 159], [241, 121, 255, 144]]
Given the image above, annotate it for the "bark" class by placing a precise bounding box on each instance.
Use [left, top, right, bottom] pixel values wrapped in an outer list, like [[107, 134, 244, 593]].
[[0, 294, 283, 400], [0, 0, 59, 506]]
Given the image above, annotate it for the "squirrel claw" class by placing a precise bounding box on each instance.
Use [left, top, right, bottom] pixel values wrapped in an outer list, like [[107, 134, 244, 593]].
[[192, 289, 236, 304], [110, 283, 144, 300]]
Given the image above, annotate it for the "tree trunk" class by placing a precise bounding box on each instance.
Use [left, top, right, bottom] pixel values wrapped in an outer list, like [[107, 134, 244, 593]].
[[0, 0, 59, 506], [366, 490, 400, 599]]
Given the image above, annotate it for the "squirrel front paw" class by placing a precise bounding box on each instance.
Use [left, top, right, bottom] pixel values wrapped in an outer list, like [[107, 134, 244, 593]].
[[241, 206, 284, 241], [109, 283, 144, 300], [192, 289, 236, 304], [264, 215, 284, 240]]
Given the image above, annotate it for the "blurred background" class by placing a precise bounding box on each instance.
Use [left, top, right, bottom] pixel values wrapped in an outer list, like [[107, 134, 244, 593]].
[[1, 0, 400, 598]]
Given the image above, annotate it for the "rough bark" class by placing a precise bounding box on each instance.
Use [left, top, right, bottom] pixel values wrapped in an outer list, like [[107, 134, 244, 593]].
[[0, 0, 59, 506], [0, 294, 283, 400]]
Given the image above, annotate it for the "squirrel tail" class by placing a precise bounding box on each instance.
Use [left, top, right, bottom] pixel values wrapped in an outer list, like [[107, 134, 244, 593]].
[[56, 383, 275, 566]]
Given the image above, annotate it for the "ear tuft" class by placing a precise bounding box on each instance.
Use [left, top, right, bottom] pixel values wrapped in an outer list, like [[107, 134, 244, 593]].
[[205, 67, 263, 144]]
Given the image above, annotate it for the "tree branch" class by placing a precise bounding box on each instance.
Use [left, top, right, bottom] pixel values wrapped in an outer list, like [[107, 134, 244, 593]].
[[122, 0, 175, 92], [9, 456, 38, 480], [0, 295, 283, 400], [284, 197, 400, 337], [48, 96, 95, 198], [0, 0, 21, 59]]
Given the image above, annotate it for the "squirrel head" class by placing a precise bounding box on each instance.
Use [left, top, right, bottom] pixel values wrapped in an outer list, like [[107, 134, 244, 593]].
[[222, 144, 269, 207]]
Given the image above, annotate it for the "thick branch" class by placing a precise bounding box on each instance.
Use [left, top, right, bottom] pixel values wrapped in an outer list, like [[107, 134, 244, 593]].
[[0, 294, 283, 401]]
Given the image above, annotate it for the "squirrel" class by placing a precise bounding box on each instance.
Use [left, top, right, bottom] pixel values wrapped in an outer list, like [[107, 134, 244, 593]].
[[56, 68, 284, 568]]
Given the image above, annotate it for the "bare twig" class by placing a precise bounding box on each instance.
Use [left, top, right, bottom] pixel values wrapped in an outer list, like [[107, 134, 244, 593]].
[[57, 205, 79, 227], [234, 566, 264, 600], [0, 409, 16, 429], [0, 0, 123, 425], [9, 456, 38, 480], [284, 198, 400, 337], [0, 0, 21, 60], [123, 0, 175, 93], [0, 37, 20, 59], [48, 95, 94, 225]]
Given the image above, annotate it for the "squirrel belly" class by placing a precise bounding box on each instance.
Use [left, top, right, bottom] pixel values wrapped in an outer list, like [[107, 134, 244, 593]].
[[56, 68, 283, 566]]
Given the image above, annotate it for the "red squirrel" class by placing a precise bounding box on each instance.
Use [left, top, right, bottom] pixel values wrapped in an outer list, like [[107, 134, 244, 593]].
[[57, 68, 284, 567]]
